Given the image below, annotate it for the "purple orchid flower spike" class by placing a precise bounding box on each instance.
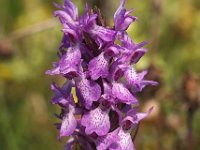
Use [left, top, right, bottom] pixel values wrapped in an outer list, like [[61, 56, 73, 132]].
[[47, 0, 158, 149]]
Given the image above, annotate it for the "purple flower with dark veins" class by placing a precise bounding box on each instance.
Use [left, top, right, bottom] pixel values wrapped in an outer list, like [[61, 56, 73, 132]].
[[46, 0, 158, 149]]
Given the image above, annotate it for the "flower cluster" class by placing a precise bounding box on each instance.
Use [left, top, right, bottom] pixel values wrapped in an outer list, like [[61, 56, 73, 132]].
[[46, 0, 157, 149]]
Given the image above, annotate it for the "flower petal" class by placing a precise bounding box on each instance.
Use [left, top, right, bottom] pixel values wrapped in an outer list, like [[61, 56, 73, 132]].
[[117, 32, 134, 49], [88, 52, 109, 80], [110, 60, 127, 81], [80, 7, 116, 47], [96, 127, 135, 150], [81, 107, 110, 136], [104, 44, 120, 57], [64, 0, 78, 20], [112, 82, 138, 104], [50, 81, 73, 106], [122, 107, 153, 127], [103, 80, 112, 95], [96, 128, 119, 150], [126, 70, 158, 92], [60, 109, 77, 137], [54, 10, 76, 27], [124, 65, 137, 85], [76, 78, 101, 109], [45, 62, 60, 75], [114, 0, 136, 31], [63, 137, 75, 150], [59, 34, 70, 51], [93, 25, 116, 42], [111, 128, 135, 150], [59, 45, 81, 76], [130, 48, 147, 64]]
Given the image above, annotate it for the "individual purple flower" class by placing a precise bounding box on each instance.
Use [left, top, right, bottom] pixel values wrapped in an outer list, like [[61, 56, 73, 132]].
[[80, 5, 116, 47], [117, 32, 148, 64], [114, 0, 137, 31], [59, 105, 77, 137], [122, 107, 153, 130], [46, 44, 82, 78], [81, 105, 110, 136], [112, 82, 138, 105], [50, 81, 73, 106], [75, 77, 101, 109], [88, 52, 109, 80], [54, 0, 80, 41], [124, 66, 158, 92]]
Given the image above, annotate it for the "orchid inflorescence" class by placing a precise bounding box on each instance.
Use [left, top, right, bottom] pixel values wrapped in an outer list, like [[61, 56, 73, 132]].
[[46, 0, 157, 149]]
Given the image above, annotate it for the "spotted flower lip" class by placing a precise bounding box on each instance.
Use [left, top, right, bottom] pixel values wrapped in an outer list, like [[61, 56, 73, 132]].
[[75, 77, 101, 109], [96, 128, 119, 150], [88, 52, 109, 80], [111, 128, 135, 150], [47, 0, 157, 149], [81, 106, 110, 136], [96, 127, 134, 150]]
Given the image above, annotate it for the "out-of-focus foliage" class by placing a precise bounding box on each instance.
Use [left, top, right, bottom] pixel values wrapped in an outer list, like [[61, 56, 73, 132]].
[[0, 0, 199, 150]]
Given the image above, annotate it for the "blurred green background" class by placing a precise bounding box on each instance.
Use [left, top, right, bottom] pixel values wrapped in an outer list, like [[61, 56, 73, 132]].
[[0, 0, 200, 149]]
